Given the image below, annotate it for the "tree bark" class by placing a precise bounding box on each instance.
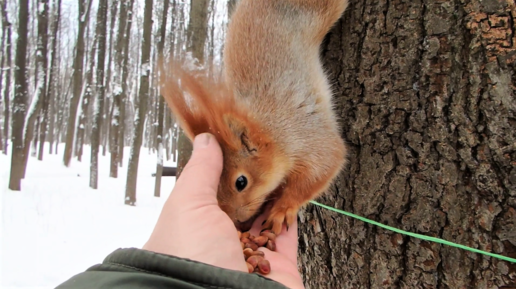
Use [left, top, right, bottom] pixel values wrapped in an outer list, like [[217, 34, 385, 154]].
[[38, 0, 61, 161], [89, 0, 108, 189], [1, 0, 11, 155], [298, 1, 516, 288], [62, 0, 92, 167], [20, 0, 49, 178], [117, 0, 135, 168], [124, 0, 153, 205], [176, 0, 210, 180], [153, 0, 169, 198], [8, 0, 29, 190], [76, 37, 96, 162]]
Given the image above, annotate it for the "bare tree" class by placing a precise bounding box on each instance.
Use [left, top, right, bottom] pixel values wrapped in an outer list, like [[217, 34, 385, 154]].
[[75, 37, 97, 162], [62, 0, 93, 167], [124, 0, 153, 205], [8, 0, 30, 190], [37, 0, 61, 160], [89, 0, 108, 189], [1, 0, 11, 155], [117, 0, 135, 167], [175, 0, 209, 179], [153, 0, 169, 197], [20, 0, 49, 178]]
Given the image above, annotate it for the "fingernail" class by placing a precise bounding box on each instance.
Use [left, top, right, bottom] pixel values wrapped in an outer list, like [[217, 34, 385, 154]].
[[194, 133, 211, 149]]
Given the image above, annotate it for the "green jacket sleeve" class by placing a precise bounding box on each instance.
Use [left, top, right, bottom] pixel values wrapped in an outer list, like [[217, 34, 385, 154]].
[[55, 248, 290, 289]]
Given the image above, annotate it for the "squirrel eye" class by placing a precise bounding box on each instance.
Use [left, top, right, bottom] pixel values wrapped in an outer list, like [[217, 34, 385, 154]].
[[235, 175, 248, 192]]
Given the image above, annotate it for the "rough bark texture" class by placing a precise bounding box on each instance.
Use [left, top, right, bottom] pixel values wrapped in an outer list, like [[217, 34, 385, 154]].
[[89, 0, 108, 189], [298, 0, 516, 288], [176, 0, 210, 179], [23, 0, 48, 173], [124, 0, 153, 205], [153, 0, 169, 197], [8, 0, 29, 190], [37, 0, 61, 161], [62, 0, 92, 167], [76, 37, 96, 162], [118, 0, 135, 168], [1, 2, 11, 155]]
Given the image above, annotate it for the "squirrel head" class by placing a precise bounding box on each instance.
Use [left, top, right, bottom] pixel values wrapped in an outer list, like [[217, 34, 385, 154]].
[[161, 66, 288, 231]]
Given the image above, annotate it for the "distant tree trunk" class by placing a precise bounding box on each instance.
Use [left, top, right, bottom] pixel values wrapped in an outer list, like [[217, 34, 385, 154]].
[[20, 0, 49, 179], [39, 0, 61, 160], [153, 0, 169, 197], [89, 0, 108, 189], [62, 0, 92, 167], [8, 0, 29, 190], [101, 0, 118, 158], [1, 0, 11, 155], [0, 0, 6, 153], [109, 0, 131, 177], [118, 0, 135, 168], [298, 1, 516, 288], [176, 0, 209, 179], [48, 47, 61, 155], [124, 0, 153, 205], [76, 37, 96, 162]]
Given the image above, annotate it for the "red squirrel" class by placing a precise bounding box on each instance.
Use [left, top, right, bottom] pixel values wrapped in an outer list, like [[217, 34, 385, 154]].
[[162, 0, 348, 235]]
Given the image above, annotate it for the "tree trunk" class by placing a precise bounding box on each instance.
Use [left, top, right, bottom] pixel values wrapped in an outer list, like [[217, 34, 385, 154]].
[[153, 0, 169, 198], [176, 0, 210, 180], [76, 37, 97, 162], [39, 0, 61, 160], [124, 0, 153, 205], [20, 0, 49, 179], [118, 0, 135, 168], [8, 0, 29, 190], [89, 0, 108, 189], [298, 1, 516, 288], [62, 0, 92, 167], [1, 0, 11, 155]]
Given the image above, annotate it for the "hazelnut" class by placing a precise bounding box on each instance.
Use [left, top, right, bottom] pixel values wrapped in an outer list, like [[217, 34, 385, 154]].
[[266, 240, 276, 251], [246, 262, 254, 273], [253, 236, 268, 247], [246, 255, 264, 268]]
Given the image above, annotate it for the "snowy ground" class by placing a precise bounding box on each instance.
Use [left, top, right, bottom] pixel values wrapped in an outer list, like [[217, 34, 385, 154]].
[[0, 144, 177, 289]]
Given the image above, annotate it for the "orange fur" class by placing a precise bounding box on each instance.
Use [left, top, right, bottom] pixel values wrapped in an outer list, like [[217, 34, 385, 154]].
[[161, 0, 349, 234]]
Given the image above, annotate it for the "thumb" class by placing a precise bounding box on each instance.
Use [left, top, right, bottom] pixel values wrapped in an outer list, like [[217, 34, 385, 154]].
[[174, 133, 223, 200]]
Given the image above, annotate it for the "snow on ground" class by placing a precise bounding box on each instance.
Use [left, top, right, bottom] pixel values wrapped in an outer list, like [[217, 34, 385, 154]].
[[0, 144, 177, 289]]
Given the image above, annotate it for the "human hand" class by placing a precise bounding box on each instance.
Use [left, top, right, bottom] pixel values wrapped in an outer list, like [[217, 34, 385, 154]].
[[143, 133, 304, 289]]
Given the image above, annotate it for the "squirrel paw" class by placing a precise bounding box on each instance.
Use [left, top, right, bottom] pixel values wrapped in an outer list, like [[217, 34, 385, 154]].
[[262, 204, 298, 235]]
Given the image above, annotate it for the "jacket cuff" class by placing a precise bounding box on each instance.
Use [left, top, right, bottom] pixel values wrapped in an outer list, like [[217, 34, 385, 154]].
[[72, 248, 289, 289]]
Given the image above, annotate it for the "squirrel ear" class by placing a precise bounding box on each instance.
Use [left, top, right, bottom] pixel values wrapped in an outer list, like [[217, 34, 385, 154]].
[[223, 114, 257, 154]]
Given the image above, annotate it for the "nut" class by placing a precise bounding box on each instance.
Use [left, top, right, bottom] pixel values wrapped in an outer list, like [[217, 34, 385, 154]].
[[237, 231, 242, 239], [246, 262, 254, 273], [240, 242, 245, 249], [260, 231, 276, 242], [244, 241, 259, 251], [253, 235, 268, 247], [266, 240, 276, 251], [243, 248, 254, 258], [246, 255, 264, 268], [241, 232, 250, 239]]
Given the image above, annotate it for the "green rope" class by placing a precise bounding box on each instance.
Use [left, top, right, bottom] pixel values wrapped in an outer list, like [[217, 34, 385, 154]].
[[309, 201, 516, 264]]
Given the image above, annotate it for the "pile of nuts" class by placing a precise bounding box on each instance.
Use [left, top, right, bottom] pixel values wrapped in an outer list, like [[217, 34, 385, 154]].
[[238, 230, 277, 275]]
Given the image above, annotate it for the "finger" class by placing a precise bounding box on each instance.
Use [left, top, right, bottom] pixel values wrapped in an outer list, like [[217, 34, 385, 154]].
[[173, 133, 223, 200]]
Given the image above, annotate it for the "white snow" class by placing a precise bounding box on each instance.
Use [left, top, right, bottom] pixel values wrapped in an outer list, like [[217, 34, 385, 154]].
[[1, 143, 177, 289]]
